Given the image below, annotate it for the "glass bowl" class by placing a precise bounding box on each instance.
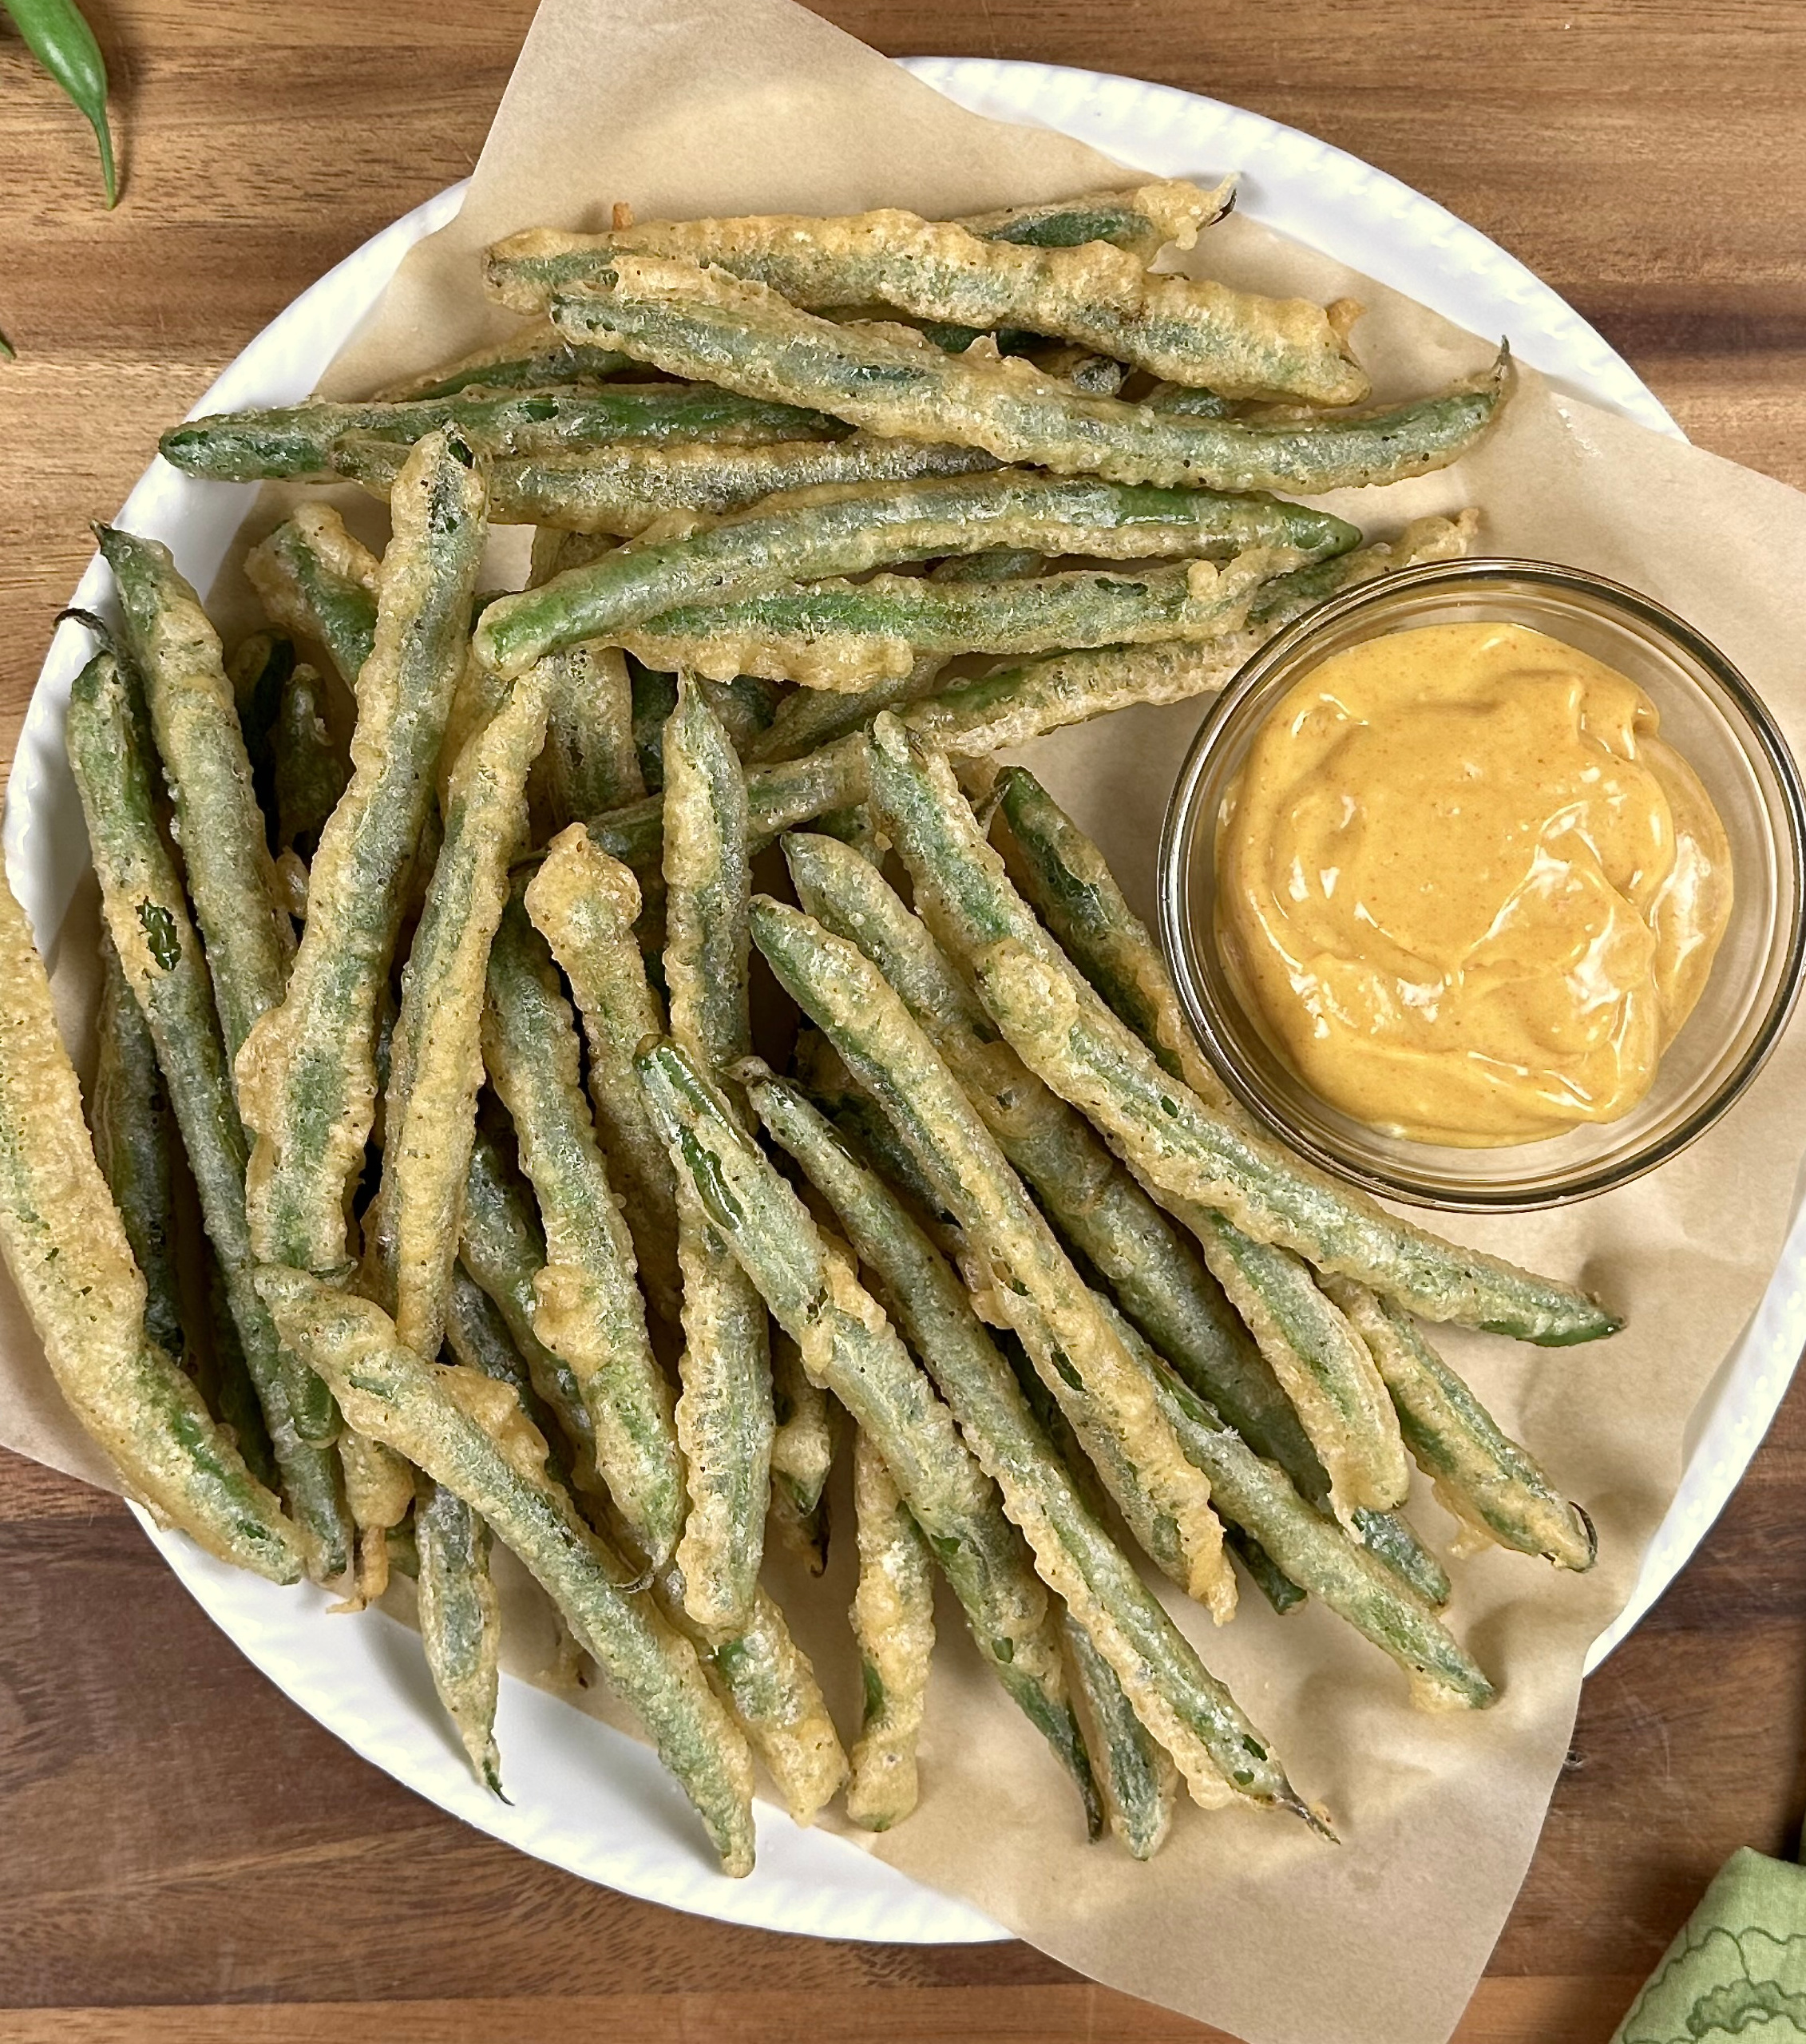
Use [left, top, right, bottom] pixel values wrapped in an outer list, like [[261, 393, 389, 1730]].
[[1158, 559, 1806, 1211]]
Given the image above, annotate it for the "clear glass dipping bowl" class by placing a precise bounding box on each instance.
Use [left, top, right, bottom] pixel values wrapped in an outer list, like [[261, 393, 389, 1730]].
[[1158, 559, 1806, 1211]]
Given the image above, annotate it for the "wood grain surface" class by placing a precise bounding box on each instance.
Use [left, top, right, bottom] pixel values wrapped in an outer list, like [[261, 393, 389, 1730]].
[[2, 3, 1804, 2039]]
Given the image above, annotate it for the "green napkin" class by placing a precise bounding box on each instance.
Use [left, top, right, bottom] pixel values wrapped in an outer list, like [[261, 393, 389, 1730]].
[[1614, 1846, 1806, 2042]]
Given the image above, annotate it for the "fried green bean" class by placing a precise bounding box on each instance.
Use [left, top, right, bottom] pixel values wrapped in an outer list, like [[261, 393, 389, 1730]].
[[333, 430, 998, 540], [459, 1123, 604, 1496], [655, 1567, 849, 1826], [415, 1473, 504, 1794], [0, 866, 303, 1581], [244, 507, 380, 689], [636, 1039, 1101, 1832], [846, 1427, 936, 1832], [860, 735, 1408, 1516], [1063, 1610, 1177, 1859], [378, 318, 634, 401], [161, 383, 846, 484], [955, 176, 1236, 259], [473, 468, 1356, 676], [258, 1268, 756, 1874], [582, 516, 1475, 870], [1032, 347, 1130, 395], [663, 683, 773, 1628], [97, 524, 295, 1062], [988, 1326, 1182, 1846], [339, 1426, 416, 1605], [1322, 1278, 1596, 1571], [445, 1260, 567, 1453], [241, 430, 488, 1294], [995, 765, 1225, 1106], [365, 664, 550, 1366], [613, 549, 1292, 692], [541, 259, 1505, 489], [92, 932, 185, 1364], [542, 643, 641, 826], [488, 182, 1358, 403], [271, 663, 349, 862], [769, 1329, 833, 1573], [780, 830, 1289, 1515], [740, 1065, 1309, 1819], [68, 648, 351, 1579], [974, 940, 1619, 1345], [747, 895, 1234, 1618], [1095, 1295, 1495, 1709], [483, 902, 682, 1567], [523, 826, 680, 1323]]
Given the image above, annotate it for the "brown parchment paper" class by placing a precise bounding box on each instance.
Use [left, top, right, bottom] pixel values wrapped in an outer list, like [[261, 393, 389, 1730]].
[[6, 3, 1806, 2039]]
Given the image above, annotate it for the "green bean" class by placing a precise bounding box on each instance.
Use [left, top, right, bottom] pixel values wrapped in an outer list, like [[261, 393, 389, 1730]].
[[1178, 1208, 1408, 1519], [5, 0, 117, 204], [973, 939, 1619, 1345], [473, 468, 1357, 678], [444, 1260, 568, 1459], [415, 1474, 504, 1794], [780, 830, 1291, 1521], [543, 259, 1505, 489], [0, 866, 303, 1583], [97, 525, 295, 1064], [483, 902, 682, 1567], [378, 319, 634, 401], [986, 1325, 1182, 1848], [365, 664, 550, 1366], [769, 1329, 833, 1572], [271, 664, 349, 861], [613, 547, 1293, 692], [67, 648, 351, 1579], [459, 1122, 604, 1499], [747, 895, 1234, 1617], [160, 384, 846, 484], [1095, 1294, 1495, 1709], [92, 932, 185, 1364], [995, 765, 1226, 1107], [258, 1267, 756, 1874], [1062, 1611, 1177, 1859], [636, 1039, 1101, 1832], [545, 644, 641, 826], [1146, 382, 1235, 419], [655, 1566, 849, 1826], [1322, 1278, 1596, 1571], [339, 1427, 416, 1605], [662, 682, 773, 1628], [953, 177, 1236, 259], [846, 1427, 936, 1832], [742, 555, 1024, 764], [488, 183, 1358, 403], [581, 516, 1475, 870], [241, 430, 488, 1293], [333, 430, 997, 540], [741, 1064, 1309, 1820], [245, 508, 380, 688], [523, 826, 681, 1324]]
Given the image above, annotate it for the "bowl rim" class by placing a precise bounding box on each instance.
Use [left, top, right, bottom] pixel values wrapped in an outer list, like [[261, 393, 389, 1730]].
[[1157, 555, 1806, 1212]]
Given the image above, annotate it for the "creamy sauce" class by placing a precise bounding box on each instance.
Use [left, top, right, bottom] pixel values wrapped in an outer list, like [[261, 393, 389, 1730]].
[[1216, 620, 1733, 1146]]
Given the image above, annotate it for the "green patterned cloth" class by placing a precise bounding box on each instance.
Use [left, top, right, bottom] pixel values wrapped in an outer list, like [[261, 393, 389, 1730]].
[[1614, 1847, 1806, 2042]]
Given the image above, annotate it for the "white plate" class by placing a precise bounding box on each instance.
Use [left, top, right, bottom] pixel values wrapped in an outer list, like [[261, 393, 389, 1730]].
[[9, 57, 1804, 1947]]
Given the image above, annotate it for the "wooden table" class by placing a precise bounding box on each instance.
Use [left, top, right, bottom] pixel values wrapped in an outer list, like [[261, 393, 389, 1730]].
[[2, 2, 1804, 2037]]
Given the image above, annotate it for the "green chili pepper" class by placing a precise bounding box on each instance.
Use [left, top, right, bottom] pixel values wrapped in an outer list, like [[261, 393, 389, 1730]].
[[4, 0, 117, 207]]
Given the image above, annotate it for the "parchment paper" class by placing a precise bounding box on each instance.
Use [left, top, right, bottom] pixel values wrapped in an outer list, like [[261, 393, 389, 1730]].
[[6, 3, 1806, 2039]]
